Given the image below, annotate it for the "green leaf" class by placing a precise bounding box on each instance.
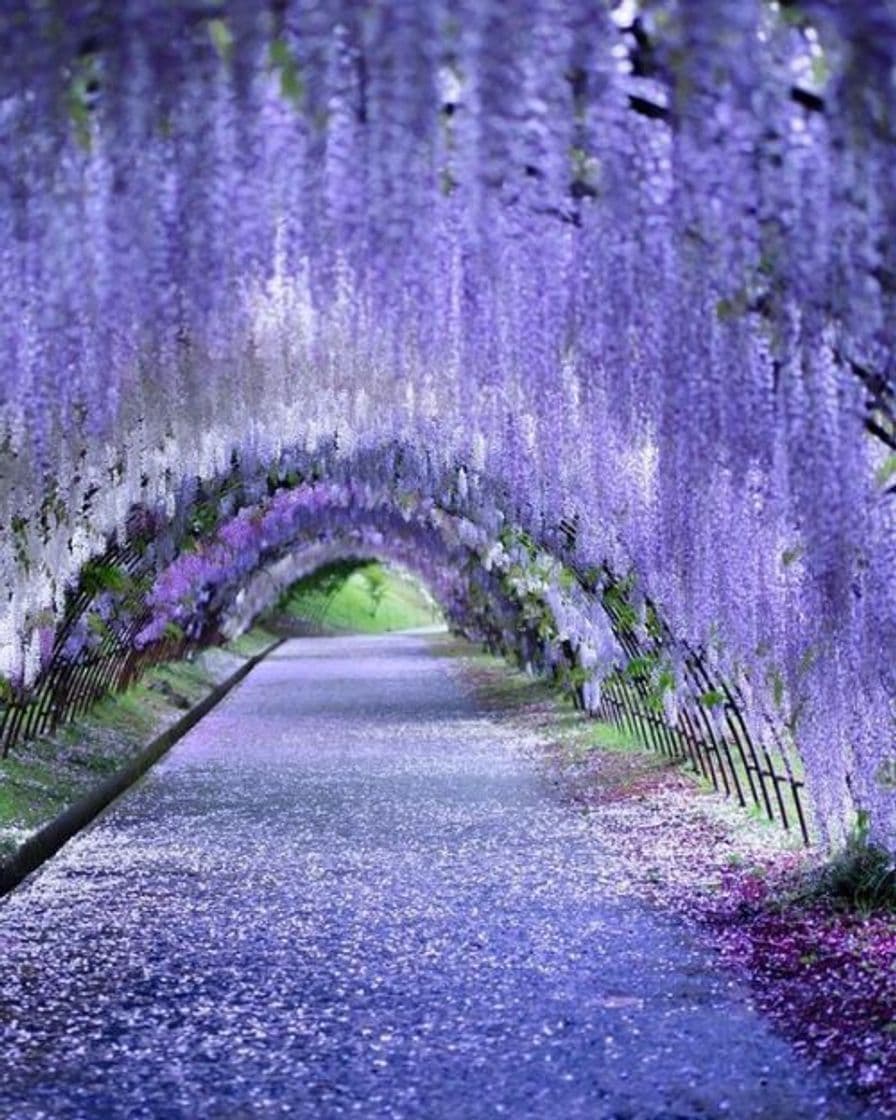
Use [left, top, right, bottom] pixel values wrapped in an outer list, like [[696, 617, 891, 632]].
[[86, 612, 109, 638], [567, 665, 589, 687], [656, 669, 676, 693], [603, 583, 638, 635], [715, 290, 748, 322], [624, 655, 656, 680], [80, 561, 130, 596], [810, 53, 830, 86], [645, 603, 663, 640], [698, 688, 726, 709], [269, 38, 304, 107], [64, 53, 98, 151], [208, 18, 234, 62], [66, 81, 92, 149], [781, 545, 803, 568], [558, 567, 576, 591], [191, 500, 220, 538], [875, 454, 896, 488], [10, 515, 30, 573]]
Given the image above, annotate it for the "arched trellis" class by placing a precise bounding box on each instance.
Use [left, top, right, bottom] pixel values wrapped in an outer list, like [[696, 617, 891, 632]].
[[0, 445, 811, 844], [0, 462, 475, 759]]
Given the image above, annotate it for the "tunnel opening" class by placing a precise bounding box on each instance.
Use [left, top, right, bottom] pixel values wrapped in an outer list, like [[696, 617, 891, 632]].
[[265, 557, 445, 637]]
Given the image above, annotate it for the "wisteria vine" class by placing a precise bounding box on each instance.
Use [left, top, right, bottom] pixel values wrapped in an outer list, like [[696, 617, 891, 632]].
[[0, 1, 893, 850]]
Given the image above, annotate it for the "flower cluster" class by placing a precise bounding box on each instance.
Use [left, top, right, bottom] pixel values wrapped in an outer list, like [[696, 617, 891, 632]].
[[0, 2, 893, 849]]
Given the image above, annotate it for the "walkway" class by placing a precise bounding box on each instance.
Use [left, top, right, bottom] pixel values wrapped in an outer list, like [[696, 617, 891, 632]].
[[0, 635, 869, 1118]]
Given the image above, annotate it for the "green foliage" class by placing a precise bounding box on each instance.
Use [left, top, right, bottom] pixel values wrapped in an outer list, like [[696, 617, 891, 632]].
[[781, 544, 804, 568], [716, 292, 749, 322], [360, 565, 387, 615], [815, 811, 896, 914], [499, 525, 537, 560], [276, 561, 439, 634], [10, 514, 30, 572], [810, 52, 830, 87], [269, 38, 304, 106], [644, 602, 664, 641], [0, 674, 16, 706], [190, 500, 220, 540], [699, 688, 726, 710], [270, 468, 302, 491], [579, 565, 603, 591], [586, 720, 644, 754], [875, 454, 896, 489], [624, 654, 657, 681], [557, 664, 589, 691], [797, 645, 818, 675], [86, 612, 110, 639], [39, 485, 69, 544], [602, 580, 637, 635], [558, 566, 577, 592], [226, 626, 278, 658], [80, 560, 130, 596], [65, 53, 97, 150], [207, 18, 234, 62]]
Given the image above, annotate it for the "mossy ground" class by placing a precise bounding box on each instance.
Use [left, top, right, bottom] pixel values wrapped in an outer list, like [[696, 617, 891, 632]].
[[0, 628, 277, 860], [276, 560, 442, 634]]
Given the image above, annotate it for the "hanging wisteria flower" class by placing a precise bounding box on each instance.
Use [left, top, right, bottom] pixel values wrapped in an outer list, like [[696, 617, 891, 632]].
[[0, 1, 893, 850]]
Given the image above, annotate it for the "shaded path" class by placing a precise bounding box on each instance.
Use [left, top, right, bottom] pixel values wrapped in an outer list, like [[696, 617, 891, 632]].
[[0, 635, 869, 1119]]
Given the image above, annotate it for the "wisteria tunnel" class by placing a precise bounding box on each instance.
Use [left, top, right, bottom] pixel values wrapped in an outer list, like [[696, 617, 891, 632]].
[[0, 0, 895, 1115]]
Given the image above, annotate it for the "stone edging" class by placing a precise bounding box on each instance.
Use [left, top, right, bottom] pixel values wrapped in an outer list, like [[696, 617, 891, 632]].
[[0, 640, 283, 898]]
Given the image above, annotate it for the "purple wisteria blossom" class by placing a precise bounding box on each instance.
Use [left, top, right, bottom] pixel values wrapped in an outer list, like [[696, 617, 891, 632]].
[[0, 1, 893, 850]]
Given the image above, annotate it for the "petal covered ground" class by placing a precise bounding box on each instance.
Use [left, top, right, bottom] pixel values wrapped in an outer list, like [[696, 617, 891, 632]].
[[0, 633, 881, 1119]]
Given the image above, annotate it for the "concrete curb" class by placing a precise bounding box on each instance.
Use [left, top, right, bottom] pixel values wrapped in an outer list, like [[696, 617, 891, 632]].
[[0, 640, 283, 898]]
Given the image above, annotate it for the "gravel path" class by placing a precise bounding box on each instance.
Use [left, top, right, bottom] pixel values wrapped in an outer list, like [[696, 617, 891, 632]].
[[0, 634, 872, 1119]]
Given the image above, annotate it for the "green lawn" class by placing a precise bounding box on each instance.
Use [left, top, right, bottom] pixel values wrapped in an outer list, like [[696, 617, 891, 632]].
[[0, 629, 277, 860], [277, 560, 442, 633]]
